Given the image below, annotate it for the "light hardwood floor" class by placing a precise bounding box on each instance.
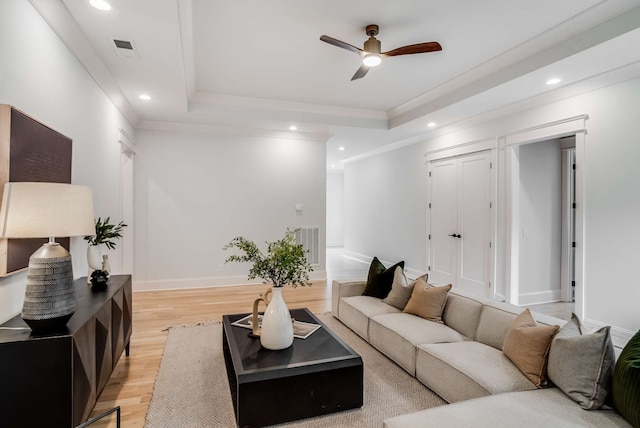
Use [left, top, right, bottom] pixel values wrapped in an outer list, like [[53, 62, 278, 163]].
[[92, 281, 333, 427], [93, 249, 572, 426]]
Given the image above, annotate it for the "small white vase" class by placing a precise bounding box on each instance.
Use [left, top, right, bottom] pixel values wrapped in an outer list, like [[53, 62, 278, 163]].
[[87, 245, 102, 283], [260, 287, 294, 350]]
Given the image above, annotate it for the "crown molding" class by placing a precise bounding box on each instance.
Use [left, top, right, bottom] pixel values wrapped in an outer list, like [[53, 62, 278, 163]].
[[388, 3, 640, 128], [136, 119, 333, 142]]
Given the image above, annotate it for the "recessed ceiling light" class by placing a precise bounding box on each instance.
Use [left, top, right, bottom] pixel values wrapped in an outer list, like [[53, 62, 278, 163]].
[[338, 146, 345, 151], [289, 125, 298, 131], [427, 122, 437, 128], [331, 164, 336, 168], [90, 0, 112, 11], [546, 78, 561, 85], [139, 94, 151, 101]]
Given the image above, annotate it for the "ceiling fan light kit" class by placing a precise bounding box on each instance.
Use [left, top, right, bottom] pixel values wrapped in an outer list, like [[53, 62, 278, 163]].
[[320, 24, 442, 81], [363, 54, 381, 67]]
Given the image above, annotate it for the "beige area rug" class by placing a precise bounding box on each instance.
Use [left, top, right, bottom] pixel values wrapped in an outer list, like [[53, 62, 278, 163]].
[[145, 313, 446, 427]]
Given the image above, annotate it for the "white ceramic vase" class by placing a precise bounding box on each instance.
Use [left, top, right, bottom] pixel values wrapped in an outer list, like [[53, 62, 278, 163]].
[[87, 245, 102, 283], [260, 287, 294, 350]]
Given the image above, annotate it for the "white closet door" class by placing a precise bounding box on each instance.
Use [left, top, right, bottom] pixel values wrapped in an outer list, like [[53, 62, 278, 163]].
[[429, 158, 458, 286], [429, 151, 491, 296], [457, 152, 491, 295]]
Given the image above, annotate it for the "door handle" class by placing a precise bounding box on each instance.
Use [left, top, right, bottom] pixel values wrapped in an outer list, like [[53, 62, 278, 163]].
[[448, 233, 462, 238]]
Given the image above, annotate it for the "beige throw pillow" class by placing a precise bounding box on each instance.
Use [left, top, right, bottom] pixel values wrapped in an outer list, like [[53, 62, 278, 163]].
[[403, 279, 451, 324], [502, 308, 559, 387]]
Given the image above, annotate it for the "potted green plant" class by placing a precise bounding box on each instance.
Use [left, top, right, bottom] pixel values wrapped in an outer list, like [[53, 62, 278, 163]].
[[84, 217, 127, 249], [84, 217, 127, 284], [223, 229, 313, 349]]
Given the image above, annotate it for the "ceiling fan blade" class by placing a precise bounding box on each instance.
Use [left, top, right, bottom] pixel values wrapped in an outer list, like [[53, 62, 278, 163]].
[[351, 64, 369, 81], [382, 42, 442, 57], [320, 35, 363, 55]]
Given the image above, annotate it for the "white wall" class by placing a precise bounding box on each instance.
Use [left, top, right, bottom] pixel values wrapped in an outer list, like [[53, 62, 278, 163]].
[[0, 0, 134, 323], [133, 129, 327, 289], [518, 139, 562, 304], [343, 143, 428, 273], [344, 76, 640, 345], [326, 171, 344, 247]]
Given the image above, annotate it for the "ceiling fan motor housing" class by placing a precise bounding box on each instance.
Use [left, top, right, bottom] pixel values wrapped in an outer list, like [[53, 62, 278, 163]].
[[364, 37, 381, 54]]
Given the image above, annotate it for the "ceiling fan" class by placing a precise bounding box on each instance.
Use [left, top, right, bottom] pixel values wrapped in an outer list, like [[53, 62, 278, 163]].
[[320, 24, 442, 81]]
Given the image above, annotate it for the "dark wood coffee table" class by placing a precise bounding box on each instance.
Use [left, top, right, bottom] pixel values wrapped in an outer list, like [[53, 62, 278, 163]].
[[222, 308, 363, 428]]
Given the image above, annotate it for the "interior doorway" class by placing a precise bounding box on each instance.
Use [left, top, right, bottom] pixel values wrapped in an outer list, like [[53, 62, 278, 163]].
[[503, 116, 586, 318], [505, 125, 585, 314], [508, 136, 576, 305]]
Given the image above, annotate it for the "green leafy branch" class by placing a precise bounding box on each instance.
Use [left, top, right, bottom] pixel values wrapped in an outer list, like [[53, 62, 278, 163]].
[[84, 217, 127, 250], [223, 229, 313, 288]]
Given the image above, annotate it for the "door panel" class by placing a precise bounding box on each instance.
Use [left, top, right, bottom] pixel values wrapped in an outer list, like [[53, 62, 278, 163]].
[[457, 152, 491, 295], [429, 159, 457, 286]]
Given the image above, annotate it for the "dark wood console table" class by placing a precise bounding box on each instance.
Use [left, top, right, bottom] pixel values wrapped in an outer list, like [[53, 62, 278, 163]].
[[0, 274, 132, 427]]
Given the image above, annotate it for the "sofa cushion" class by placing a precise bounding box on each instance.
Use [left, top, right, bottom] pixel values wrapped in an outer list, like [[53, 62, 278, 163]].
[[475, 303, 520, 349], [475, 302, 562, 350], [383, 267, 421, 310], [502, 308, 559, 387], [339, 295, 401, 340], [547, 313, 615, 410], [403, 280, 451, 323], [362, 257, 404, 299], [416, 341, 536, 403], [613, 328, 640, 428], [442, 291, 486, 340], [369, 312, 468, 375], [383, 388, 632, 428]]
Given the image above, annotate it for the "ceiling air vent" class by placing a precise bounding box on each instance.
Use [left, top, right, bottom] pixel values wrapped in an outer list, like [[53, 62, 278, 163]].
[[112, 39, 139, 58]]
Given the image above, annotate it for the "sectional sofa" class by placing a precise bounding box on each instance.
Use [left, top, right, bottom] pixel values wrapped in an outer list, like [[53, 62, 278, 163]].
[[331, 277, 632, 427]]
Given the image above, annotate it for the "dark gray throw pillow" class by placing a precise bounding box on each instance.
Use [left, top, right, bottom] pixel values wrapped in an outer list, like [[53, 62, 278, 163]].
[[383, 267, 428, 310], [362, 257, 404, 299], [547, 313, 615, 410]]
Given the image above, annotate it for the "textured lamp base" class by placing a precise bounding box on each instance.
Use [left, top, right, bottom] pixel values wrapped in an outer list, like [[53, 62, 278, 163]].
[[21, 243, 76, 333]]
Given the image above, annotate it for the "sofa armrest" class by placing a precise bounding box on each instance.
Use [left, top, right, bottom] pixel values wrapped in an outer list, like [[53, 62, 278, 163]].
[[331, 280, 366, 318]]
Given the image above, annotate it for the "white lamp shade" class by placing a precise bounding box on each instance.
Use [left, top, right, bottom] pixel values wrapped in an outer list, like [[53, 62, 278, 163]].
[[0, 182, 95, 239]]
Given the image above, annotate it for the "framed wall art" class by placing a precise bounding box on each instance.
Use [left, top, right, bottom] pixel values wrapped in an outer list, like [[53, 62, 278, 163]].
[[0, 105, 72, 276]]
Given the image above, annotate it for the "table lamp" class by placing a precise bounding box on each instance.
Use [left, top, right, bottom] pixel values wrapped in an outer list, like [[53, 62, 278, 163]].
[[0, 182, 95, 332]]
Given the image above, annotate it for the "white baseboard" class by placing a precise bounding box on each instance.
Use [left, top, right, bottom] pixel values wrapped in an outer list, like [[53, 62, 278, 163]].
[[494, 292, 507, 302], [340, 249, 425, 280], [517, 289, 562, 306], [341, 249, 372, 265], [134, 270, 327, 292], [583, 317, 634, 350]]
